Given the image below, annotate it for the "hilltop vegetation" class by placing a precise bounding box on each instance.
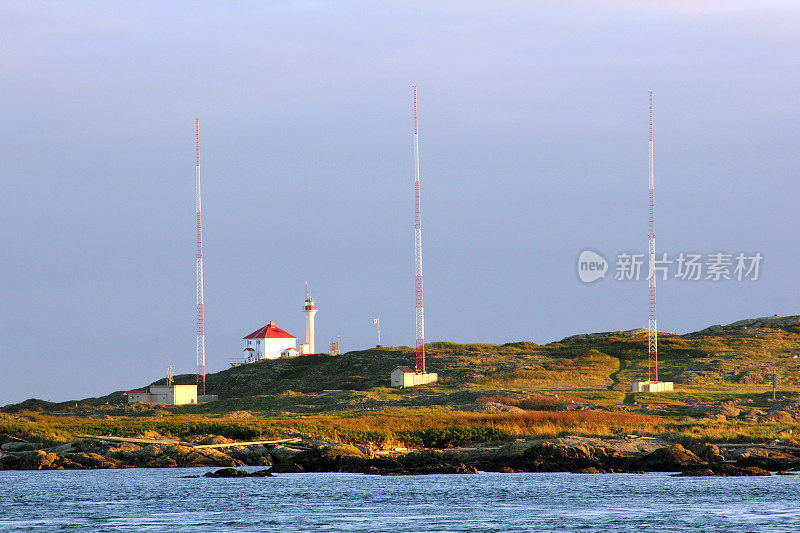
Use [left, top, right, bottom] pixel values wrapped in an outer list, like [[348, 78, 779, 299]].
[[2, 315, 799, 448], [64, 314, 800, 403], [150, 314, 800, 399]]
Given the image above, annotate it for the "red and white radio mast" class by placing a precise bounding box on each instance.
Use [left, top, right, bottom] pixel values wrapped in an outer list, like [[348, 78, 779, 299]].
[[647, 91, 658, 383], [413, 86, 426, 374], [195, 117, 206, 395]]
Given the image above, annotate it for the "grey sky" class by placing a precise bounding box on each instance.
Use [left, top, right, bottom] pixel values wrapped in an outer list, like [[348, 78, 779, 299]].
[[1, 1, 798, 405]]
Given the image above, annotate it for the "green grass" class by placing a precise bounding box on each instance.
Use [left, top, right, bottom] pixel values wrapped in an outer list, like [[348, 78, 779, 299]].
[[3, 315, 799, 448]]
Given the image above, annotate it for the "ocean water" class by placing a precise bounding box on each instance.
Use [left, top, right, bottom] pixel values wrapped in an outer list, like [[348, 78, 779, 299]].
[[1, 468, 799, 532]]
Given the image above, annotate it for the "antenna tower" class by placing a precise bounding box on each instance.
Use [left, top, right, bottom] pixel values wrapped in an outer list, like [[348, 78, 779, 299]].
[[413, 86, 425, 373], [195, 117, 206, 395], [647, 91, 658, 382]]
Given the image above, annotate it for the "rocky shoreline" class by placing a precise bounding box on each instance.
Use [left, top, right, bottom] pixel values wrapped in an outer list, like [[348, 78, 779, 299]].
[[2, 434, 799, 477]]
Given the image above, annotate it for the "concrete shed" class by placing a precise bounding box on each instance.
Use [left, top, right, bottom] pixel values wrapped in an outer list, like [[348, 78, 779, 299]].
[[124, 384, 197, 405], [630, 380, 674, 393], [391, 366, 438, 388]]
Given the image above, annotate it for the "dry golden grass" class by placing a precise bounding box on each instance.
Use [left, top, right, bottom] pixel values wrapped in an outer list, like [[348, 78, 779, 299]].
[[2, 407, 798, 448]]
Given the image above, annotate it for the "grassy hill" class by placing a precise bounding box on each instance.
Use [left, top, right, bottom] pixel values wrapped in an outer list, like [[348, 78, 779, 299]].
[[2, 315, 799, 447], [174, 314, 800, 397], [5, 314, 800, 412]]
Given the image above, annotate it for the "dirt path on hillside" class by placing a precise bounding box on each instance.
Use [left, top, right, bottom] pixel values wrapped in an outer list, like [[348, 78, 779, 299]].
[[607, 357, 626, 391]]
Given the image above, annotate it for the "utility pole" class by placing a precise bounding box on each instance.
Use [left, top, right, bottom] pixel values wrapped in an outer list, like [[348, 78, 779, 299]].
[[772, 369, 777, 400]]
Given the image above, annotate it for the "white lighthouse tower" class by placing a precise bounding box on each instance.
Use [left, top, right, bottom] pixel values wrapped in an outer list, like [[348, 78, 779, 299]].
[[302, 282, 317, 355]]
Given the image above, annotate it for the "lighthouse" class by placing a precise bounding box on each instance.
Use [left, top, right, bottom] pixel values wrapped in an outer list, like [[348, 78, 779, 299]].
[[302, 283, 317, 354]]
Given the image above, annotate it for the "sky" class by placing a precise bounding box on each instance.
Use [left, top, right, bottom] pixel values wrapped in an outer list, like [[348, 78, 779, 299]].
[[1, 1, 798, 405]]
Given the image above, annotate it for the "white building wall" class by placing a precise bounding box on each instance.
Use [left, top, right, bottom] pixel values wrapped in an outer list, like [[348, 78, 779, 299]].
[[630, 380, 674, 393], [390, 369, 438, 388], [281, 347, 299, 358], [126, 392, 150, 404], [244, 337, 297, 360], [390, 369, 405, 388], [125, 384, 198, 405]]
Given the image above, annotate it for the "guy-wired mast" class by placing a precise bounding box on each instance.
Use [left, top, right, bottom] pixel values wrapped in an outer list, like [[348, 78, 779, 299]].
[[647, 91, 658, 383], [413, 86, 426, 374], [195, 117, 206, 395]]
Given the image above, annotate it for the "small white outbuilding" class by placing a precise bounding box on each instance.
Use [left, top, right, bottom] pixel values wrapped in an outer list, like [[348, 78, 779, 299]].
[[124, 384, 197, 405], [281, 347, 300, 358], [630, 380, 674, 393], [390, 366, 438, 388]]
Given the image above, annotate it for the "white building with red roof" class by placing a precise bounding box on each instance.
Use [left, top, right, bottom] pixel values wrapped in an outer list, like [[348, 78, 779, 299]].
[[243, 320, 298, 361]]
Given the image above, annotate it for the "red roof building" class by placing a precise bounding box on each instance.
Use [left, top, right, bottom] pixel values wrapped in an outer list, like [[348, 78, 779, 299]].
[[243, 321, 297, 340], [243, 321, 297, 360]]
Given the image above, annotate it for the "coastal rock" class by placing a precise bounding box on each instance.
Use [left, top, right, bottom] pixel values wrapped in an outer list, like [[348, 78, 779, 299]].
[[160, 445, 196, 462], [226, 445, 272, 466], [395, 450, 477, 475], [198, 435, 233, 446], [399, 462, 478, 475], [269, 444, 303, 464], [57, 457, 87, 470], [635, 444, 703, 471], [689, 443, 724, 464], [493, 440, 538, 461], [177, 448, 243, 468], [65, 452, 119, 469], [270, 444, 368, 473], [269, 446, 477, 475], [46, 442, 82, 455], [204, 468, 273, 478], [1, 442, 42, 452], [132, 445, 178, 468], [0, 453, 22, 469], [675, 464, 771, 477], [733, 448, 800, 471], [18, 450, 61, 470], [477, 438, 639, 472], [520, 442, 603, 472], [573, 467, 607, 474], [354, 457, 407, 475], [106, 443, 142, 463], [445, 446, 496, 464], [352, 444, 375, 458], [133, 444, 163, 467]]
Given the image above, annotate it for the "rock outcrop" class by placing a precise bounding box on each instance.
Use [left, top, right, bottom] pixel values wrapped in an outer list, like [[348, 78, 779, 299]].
[[1, 435, 799, 476], [204, 468, 273, 478], [635, 444, 704, 471]]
